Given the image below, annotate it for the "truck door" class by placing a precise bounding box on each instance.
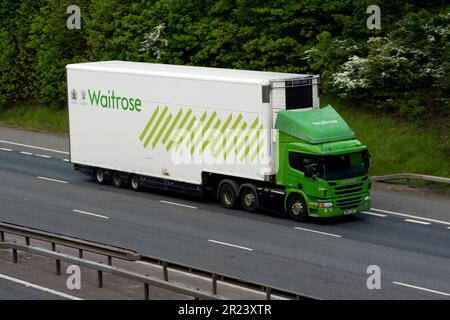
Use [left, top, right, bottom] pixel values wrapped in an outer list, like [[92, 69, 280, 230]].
[[285, 150, 319, 198]]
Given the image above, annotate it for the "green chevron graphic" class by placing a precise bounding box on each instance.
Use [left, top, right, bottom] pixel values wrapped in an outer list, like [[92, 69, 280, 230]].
[[139, 106, 265, 161]]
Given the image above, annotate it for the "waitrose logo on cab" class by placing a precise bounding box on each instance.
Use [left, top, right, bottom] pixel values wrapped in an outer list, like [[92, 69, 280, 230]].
[[73, 89, 142, 112]]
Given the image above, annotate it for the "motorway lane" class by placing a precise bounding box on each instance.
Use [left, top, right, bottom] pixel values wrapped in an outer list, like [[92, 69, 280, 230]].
[[0, 277, 68, 300], [370, 188, 450, 223], [0, 148, 449, 299]]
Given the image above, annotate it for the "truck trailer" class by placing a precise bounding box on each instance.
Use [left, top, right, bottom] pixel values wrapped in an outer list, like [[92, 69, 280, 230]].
[[66, 61, 370, 221]]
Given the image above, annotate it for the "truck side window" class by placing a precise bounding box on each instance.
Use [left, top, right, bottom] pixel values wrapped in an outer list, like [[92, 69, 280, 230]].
[[289, 152, 304, 172]]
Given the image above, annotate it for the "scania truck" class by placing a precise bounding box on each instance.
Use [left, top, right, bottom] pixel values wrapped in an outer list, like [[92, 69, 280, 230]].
[[66, 61, 370, 221]]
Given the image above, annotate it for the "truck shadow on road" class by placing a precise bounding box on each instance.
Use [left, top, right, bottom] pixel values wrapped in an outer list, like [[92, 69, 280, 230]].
[[80, 176, 363, 227]]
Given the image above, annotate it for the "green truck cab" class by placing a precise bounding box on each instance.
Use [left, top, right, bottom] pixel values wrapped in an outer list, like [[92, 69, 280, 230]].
[[275, 105, 371, 221]]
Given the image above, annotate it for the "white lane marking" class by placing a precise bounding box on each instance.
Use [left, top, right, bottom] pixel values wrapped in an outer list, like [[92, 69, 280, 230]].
[[37, 176, 68, 184], [35, 154, 51, 159], [0, 148, 12, 152], [294, 227, 342, 238], [404, 219, 431, 225], [208, 240, 253, 251], [73, 209, 109, 220], [0, 140, 69, 155], [0, 273, 83, 300], [62, 159, 70, 162], [362, 211, 387, 217], [20, 151, 33, 155], [371, 208, 450, 226], [393, 281, 450, 297], [160, 200, 197, 209]]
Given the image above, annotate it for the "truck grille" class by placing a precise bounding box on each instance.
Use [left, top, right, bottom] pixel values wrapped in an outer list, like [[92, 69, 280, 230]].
[[334, 183, 364, 196], [335, 196, 362, 210], [333, 182, 364, 210]]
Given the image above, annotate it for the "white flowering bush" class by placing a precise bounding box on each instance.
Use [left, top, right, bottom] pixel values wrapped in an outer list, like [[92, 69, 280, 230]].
[[331, 55, 369, 95], [140, 24, 168, 60], [323, 10, 450, 118]]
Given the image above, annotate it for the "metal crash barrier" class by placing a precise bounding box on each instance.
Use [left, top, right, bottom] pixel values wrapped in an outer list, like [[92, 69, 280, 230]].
[[0, 221, 317, 300]]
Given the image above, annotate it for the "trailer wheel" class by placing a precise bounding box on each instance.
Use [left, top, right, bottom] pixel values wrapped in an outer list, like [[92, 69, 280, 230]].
[[129, 175, 140, 191], [240, 187, 257, 212], [287, 194, 308, 222], [219, 183, 238, 209], [112, 172, 122, 188], [95, 168, 106, 185]]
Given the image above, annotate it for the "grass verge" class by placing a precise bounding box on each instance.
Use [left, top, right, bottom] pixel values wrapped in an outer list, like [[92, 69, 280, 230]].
[[321, 95, 450, 181], [0, 104, 68, 133]]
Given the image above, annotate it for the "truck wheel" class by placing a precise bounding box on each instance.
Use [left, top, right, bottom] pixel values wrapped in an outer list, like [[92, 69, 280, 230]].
[[240, 187, 257, 212], [112, 172, 122, 188], [287, 194, 308, 222], [95, 168, 106, 185], [219, 183, 238, 209], [129, 175, 140, 191]]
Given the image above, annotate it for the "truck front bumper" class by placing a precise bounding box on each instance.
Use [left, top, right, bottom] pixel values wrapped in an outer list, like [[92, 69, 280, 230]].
[[309, 196, 370, 218]]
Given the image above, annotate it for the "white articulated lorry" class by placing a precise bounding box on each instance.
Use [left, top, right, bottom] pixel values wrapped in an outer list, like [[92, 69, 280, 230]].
[[67, 61, 370, 221]]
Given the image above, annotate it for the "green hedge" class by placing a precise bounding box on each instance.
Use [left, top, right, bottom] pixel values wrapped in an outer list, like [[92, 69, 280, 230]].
[[0, 0, 448, 121]]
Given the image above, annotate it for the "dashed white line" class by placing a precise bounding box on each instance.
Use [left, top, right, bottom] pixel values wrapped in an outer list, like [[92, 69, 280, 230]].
[[37, 176, 68, 184], [208, 240, 253, 251], [294, 227, 342, 238], [0, 273, 83, 300], [35, 154, 51, 159], [371, 208, 450, 226], [0, 148, 12, 152], [160, 200, 197, 209], [404, 219, 431, 225], [393, 281, 450, 297], [20, 151, 33, 155], [362, 211, 387, 217], [73, 209, 109, 220], [62, 159, 70, 162], [0, 140, 69, 155]]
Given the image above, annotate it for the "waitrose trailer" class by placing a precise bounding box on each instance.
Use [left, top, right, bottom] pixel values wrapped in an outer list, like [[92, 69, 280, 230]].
[[67, 61, 370, 221]]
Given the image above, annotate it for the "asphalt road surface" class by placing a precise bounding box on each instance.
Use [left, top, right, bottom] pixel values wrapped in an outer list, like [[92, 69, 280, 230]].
[[0, 276, 68, 300], [0, 127, 449, 299]]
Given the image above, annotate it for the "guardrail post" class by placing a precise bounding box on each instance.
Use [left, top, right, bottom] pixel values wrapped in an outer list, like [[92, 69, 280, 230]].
[[144, 283, 149, 300], [51, 242, 56, 251], [98, 270, 103, 288], [12, 248, 18, 263], [56, 259, 61, 275], [78, 249, 83, 259], [265, 287, 271, 300], [163, 261, 168, 281], [212, 273, 218, 295], [25, 237, 30, 246], [108, 256, 112, 266], [0, 231, 4, 242]]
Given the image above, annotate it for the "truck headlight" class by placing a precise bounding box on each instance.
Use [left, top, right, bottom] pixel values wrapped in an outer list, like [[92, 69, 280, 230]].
[[319, 202, 333, 208]]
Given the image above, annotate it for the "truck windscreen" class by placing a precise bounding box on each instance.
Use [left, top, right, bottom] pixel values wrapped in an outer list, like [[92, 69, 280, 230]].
[[316, 150, 369, 181]]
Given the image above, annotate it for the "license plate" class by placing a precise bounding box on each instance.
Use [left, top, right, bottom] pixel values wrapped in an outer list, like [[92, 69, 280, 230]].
[[344, 209, 356, 215]]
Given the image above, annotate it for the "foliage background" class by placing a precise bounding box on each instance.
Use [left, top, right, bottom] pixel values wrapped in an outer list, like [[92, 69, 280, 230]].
[[0, 0, 448, 113]]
